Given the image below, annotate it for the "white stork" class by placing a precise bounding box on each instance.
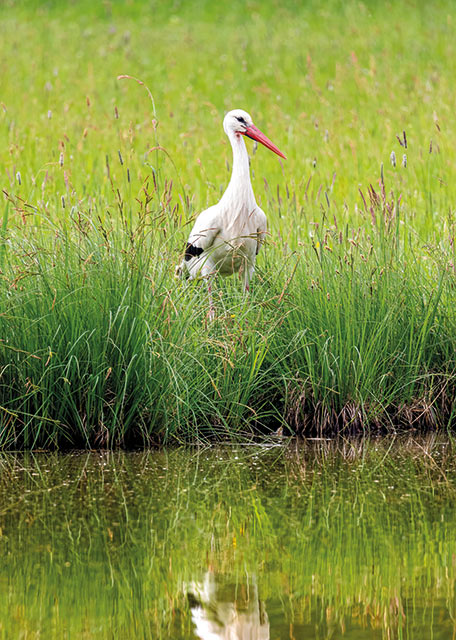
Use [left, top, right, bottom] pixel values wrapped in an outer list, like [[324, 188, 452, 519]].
[[176, 109, 286, 304]]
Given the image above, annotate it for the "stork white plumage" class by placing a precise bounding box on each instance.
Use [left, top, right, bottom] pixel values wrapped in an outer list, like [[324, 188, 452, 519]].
[[176, 109, 286, 301]]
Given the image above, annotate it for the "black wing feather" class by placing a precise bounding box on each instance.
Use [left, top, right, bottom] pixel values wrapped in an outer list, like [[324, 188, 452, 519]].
[[184, 243, 204, 261]]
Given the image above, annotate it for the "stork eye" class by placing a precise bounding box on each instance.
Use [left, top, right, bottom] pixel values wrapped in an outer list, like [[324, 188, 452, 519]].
[[235, 116, 246, 124]]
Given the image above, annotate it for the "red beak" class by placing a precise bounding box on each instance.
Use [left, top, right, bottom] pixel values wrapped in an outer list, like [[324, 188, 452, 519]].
[[241, 124, 286, 159]]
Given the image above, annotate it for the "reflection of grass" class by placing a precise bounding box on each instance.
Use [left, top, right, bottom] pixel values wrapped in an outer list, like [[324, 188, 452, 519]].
[[0, 439, 455, 637], [1, 0, 456, 445]]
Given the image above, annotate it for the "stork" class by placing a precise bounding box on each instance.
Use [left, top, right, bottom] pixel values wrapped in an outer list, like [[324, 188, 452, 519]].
[[176, 109, 286, 309]]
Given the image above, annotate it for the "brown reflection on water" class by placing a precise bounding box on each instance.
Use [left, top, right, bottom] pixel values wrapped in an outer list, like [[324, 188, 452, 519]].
[[187, 571, 269, 640]]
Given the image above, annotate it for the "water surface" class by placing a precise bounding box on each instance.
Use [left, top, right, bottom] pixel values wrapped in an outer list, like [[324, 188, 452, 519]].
[[0, 439, 455, 639]]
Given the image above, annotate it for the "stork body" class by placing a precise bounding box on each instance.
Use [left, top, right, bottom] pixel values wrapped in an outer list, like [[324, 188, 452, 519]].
[[177, 109, 285, 291]]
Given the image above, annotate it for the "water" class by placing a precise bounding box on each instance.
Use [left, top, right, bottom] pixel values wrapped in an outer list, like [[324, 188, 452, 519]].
[[0, 439, 455, 639]]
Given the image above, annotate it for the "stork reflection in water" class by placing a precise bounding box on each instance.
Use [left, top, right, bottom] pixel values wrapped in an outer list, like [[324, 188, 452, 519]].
[[187, 571, 269, 640]]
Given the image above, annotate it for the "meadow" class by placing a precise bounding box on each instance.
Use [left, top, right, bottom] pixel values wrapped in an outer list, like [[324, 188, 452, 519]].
[[1, 0, 456, 447]]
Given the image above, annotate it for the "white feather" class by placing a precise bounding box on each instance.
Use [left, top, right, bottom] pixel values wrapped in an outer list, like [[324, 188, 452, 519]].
[[177, 109, 274, 289]]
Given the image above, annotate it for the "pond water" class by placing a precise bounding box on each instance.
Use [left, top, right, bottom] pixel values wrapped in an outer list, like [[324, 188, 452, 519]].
[[0, 439, 455, 639]]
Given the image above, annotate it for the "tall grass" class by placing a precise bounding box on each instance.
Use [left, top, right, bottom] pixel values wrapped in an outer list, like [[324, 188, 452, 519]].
[[0, 178, 455, 447]]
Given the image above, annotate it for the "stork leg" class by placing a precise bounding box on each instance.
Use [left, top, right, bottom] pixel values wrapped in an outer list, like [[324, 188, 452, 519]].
[[200, 263, 216, 321], [244, 263, 255, 293], [207, 279, 215, 321]]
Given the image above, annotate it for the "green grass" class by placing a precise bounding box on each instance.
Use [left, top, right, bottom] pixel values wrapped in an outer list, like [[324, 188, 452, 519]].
[[1, 0, 456, 447]]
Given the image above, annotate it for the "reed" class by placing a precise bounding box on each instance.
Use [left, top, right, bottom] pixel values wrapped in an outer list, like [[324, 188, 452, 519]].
[[0, 188, 455, 447]]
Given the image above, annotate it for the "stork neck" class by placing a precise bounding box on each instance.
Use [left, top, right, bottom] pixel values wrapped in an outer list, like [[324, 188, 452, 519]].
[[222, 131, 255, 205]]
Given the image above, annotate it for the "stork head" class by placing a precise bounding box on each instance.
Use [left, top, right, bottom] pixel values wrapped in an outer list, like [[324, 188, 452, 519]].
[[223, 109, 286, 159]]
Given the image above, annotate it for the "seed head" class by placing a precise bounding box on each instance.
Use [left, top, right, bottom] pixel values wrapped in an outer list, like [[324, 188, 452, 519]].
[[16, 171, 21, 185], [402, 154, 407, 168], [390, 151, 396, 167]]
